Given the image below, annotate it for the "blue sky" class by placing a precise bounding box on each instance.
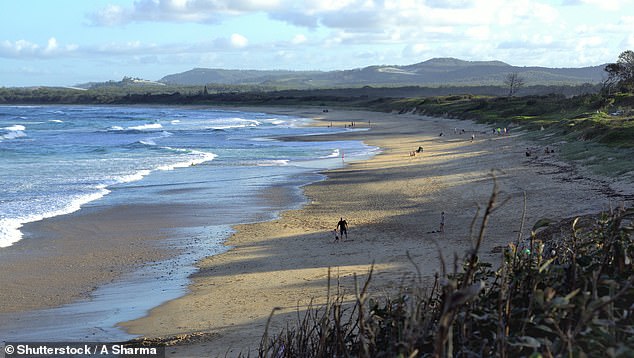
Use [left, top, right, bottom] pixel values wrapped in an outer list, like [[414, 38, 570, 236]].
[[1, 0, 633, 87]]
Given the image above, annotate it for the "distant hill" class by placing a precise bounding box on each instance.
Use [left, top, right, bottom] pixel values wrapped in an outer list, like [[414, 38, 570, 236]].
[[158, 58, 606, 88]]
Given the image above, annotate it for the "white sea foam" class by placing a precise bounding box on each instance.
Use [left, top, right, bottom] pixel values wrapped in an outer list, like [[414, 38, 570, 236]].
[[256, 159, 290, 166], [139, 131, 172, 146], [49, 119, 64, 123], [139, 139, 156, 146], [1, 124, 27, 140], [0, 148, 217, 247], [108, 126, 125, 131], [323, 149, 341, 158], [0, 187, 111, 248], [115, 170, 152, 184], [208, 118, 261, 130], [156, 149, 217, 170], [129, 123, 162, 130]]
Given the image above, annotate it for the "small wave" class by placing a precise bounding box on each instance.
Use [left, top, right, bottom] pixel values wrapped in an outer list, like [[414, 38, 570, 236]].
[[322, 149, 341, 159], [139, 139, 156, 146], [171, 120, 181, 124], [49, 119, 64, 123], [138, 131, 172, 146], [115, 170, 152, 184], [0, 187, 110, 248], [128, 123, 162, 131], [1, 124, 27, 140], [263, 118, 287, 125], [156, 149, 217, 170], [256, 159, 290, 166], [208, 118, 261, 130], [107, 126, 125, 131], [208, 124, 255, 130], [4, 124, 26, 131]]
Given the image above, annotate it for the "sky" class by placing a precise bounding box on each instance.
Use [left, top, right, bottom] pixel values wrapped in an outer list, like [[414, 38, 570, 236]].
[[1, 0, 633, 87]]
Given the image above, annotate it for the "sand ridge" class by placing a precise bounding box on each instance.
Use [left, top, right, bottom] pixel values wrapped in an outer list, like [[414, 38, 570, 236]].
[[121, 108, 632, 357]]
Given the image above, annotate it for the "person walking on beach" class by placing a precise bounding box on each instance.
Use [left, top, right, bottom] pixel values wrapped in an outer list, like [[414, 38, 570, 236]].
[[439, 211, 445, 233], [336, 217, 348, 240]]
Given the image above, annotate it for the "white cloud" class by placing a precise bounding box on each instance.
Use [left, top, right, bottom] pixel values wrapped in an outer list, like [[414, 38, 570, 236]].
[[573, 0, 632, 10], [230, 33, 249, 48], [622, 34, 634, 49], [90, 4, 127, 26], [0, 37, 77, 59], [465, 26, 491, 41], [1, 40, 38, 57], [45, 38, 59, 53], [403, 43, 430, 57], [291, 34, 307, 44]]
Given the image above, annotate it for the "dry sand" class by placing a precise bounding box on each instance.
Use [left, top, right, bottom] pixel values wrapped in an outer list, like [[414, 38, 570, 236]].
[[121, 108, 633, 357]]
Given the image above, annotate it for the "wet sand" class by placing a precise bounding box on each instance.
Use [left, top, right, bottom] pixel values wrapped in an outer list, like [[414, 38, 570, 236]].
[[120, 108, 633, 356]]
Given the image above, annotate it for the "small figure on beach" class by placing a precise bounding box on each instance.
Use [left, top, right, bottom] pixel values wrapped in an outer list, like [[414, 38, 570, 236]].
[[336, 217, 348, 240], [439, 211, 445, 233], [333, 229, 340, 243], [416, 146, 424, 153], [470, 134, 475, 142], [525, 148, 531, 157]]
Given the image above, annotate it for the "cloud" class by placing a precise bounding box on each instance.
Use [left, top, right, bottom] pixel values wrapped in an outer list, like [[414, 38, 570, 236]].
[[568, 0, 632, 10], [291, 34, 307, 45], [622, 34, 634, 49], [0, 37, 77, 59], [90, 0, 283, 25], [230, 33, 249, 48], [90, 4, 127, 26]]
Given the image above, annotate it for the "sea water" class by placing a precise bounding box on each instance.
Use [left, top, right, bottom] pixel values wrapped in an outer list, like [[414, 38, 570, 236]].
[[0, 105, 376, 248]]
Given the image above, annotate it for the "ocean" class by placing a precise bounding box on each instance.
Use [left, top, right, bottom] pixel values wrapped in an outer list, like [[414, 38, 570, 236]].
[[0, 105, 376, 248], [0, 105, 377, 341]]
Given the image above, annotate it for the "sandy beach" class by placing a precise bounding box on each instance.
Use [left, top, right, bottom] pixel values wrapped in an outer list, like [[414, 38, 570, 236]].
[[118, 107, 632, 356]]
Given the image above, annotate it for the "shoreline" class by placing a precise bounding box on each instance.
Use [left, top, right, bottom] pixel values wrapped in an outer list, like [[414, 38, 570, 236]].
[[0, 106, 372, 343], [121, 107, 633, 356]]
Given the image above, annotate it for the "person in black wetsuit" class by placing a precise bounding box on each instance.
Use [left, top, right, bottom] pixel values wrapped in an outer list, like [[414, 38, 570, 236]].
[[336, 217, 348, 240]]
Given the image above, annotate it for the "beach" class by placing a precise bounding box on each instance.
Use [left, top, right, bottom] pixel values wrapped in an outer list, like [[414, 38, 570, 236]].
[[119, 108, 632, 356]]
